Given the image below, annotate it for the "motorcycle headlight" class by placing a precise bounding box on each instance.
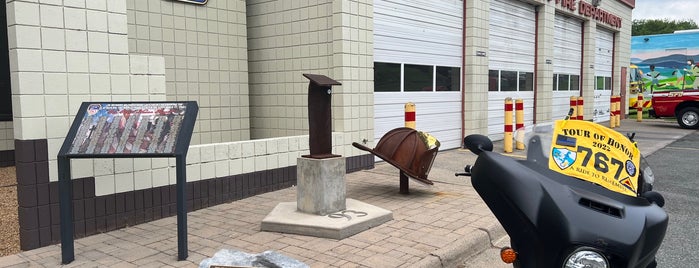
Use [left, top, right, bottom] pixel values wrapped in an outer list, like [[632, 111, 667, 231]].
[[563, 248, 609, 268], [642, 165, 655, 185], [640, 157, 655, 185]]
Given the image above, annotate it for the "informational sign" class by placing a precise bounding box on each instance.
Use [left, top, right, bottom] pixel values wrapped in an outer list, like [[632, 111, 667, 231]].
[[65, 102, 190, 156], [548, 120, 641, 196], [58, 101, 197, 264]]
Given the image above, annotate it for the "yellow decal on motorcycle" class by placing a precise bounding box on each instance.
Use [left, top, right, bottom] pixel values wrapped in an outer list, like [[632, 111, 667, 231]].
[[548, 120, 641, 196]]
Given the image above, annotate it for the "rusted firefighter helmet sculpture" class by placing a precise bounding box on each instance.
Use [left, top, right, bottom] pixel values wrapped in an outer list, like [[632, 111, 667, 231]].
[[353, 127, 440, 185]]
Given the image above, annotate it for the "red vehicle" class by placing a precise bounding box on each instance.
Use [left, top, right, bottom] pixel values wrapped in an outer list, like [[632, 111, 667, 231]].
[[650, 89, 699, 129]]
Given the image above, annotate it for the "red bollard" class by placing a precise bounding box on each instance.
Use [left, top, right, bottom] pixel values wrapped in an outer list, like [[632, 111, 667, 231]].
[[504, 98, 513, 153], [405, 102, 416, 129], [515, 99, 524, 150], [569, 96, 578, 120], [637, 94, 643, 122], [576, 97, 584, 120]]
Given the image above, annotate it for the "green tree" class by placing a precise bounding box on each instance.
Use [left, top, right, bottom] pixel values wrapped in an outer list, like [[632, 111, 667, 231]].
[[632, 19, 698, 36]]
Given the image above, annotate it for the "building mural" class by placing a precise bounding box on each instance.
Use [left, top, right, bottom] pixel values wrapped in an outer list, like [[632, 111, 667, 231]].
[[631, 31, 699, 91]]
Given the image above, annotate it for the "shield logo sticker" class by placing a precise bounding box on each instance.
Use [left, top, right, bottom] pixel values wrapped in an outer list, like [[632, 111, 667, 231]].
[[552, 147, 577, 170]]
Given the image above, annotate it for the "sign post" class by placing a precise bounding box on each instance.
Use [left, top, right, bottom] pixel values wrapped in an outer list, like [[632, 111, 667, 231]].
[[302, 73, 341, 159], [57, 102, 198, 264]]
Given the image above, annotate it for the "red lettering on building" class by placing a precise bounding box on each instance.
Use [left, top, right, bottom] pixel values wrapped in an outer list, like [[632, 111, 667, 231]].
[[578, 0, 622, 28], [554, 0, 625, 28], [561, 0, 577, 12]]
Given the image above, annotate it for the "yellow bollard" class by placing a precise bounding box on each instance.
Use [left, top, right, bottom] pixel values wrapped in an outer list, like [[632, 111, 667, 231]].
[[504, 98, 513, 153], [577, 97, 584, 120], [569, 96, 578, 120], [637, 94, 643, 122], [515, 99, 525, 150], [405, 102, 416, 129]]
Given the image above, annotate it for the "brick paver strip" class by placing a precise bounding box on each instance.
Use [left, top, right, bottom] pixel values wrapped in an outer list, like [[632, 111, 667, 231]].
[[2, 149, 507, 267]]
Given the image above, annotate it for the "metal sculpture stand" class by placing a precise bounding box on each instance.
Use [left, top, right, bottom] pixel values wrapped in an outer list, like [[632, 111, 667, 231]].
[[261, 74, 392, 239]]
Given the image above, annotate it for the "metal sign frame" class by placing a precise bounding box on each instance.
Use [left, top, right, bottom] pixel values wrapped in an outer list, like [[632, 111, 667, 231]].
[[57, 101, 198, 264]]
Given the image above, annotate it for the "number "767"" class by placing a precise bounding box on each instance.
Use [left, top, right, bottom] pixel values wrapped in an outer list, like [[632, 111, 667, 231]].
[[577, 145, 625, 180]]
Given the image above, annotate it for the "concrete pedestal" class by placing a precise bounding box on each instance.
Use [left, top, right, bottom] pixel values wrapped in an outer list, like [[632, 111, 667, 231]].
[[296, 157, 346, 215]]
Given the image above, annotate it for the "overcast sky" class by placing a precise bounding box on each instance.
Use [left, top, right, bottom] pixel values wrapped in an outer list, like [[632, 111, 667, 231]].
[[633, 0, 699, 24]]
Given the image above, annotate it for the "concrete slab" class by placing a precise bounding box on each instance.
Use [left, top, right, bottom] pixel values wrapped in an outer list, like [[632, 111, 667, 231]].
[[260, 198, 393, 240]]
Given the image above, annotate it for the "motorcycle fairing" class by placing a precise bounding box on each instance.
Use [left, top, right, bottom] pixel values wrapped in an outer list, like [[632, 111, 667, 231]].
[[471, 151, 667, 268]]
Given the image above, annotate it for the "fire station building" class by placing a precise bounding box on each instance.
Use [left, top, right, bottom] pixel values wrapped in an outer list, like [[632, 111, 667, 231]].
[[0, 0, 633, 249]]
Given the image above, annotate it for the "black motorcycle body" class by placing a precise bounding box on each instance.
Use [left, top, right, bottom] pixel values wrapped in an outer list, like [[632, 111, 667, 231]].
[[464, 134, 668, 268]]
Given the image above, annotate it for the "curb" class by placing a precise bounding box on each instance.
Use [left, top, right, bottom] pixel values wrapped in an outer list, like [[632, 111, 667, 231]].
[[414, 221, 507, 267]]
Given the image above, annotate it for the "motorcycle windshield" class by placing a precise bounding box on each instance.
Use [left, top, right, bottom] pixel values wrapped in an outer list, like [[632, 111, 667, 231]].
[[515, 120, 643, 197]]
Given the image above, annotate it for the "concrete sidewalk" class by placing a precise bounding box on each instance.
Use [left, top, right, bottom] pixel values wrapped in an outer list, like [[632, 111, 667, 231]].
[[0, 119, 692, 268], [0, 148, 503, 268]]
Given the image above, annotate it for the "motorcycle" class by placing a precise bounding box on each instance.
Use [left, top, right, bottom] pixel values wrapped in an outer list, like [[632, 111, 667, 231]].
[[456, 119, 668, 268]]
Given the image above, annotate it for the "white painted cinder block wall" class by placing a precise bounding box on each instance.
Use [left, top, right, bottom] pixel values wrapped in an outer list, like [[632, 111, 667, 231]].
[[246, 0, 375, 150], [7, 0, 168, 194], [7, 0, 371, 197], [0, 121, 12, 151], [126, 0, 252, 145]]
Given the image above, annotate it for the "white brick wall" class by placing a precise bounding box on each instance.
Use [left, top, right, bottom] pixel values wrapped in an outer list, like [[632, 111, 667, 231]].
[[535, 3, 556, 124], [90, 132, 348, 196], [127, 0, 251, 144], [329, 0, 374, 152], [462, 0, 491, 135], [1, 0, 375, 199], [246, 0, 374, 155], [0, 122, 13, 151], [7, 0, 165, 186], [8, 0, 167, 143]]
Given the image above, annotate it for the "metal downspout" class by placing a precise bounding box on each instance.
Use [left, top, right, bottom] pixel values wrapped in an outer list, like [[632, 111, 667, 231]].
[[461, 0, 467, 145], [533, 5, 539, 124]]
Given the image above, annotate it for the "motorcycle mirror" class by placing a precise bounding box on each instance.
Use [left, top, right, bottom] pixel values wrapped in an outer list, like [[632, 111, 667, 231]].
[[463, 134, 493, 155]]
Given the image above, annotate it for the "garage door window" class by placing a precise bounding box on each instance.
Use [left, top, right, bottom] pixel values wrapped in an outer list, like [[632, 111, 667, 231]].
[[489, 70, 534, 92], [404, 64, 433, 92], [557, 74, 569, 91], [595, 76, 612, 90], [570, 75, 580, 91], [374, 62, 461, 92], [374, 62, 401, 92], [436, 66, 460, 91], [553, 74, 581, 91]]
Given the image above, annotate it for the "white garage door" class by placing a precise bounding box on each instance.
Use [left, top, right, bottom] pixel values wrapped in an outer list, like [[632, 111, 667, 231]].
[[594, 28, 614, 122], [488, 0, 536, 140], [373, 0, 463, 149], [552, 14, 583, 120]]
